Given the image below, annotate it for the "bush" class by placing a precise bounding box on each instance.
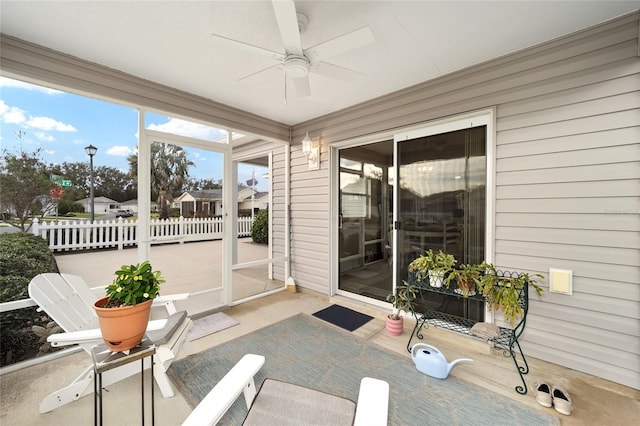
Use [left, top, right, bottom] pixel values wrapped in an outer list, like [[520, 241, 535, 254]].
[[250, 209, 269, 244], [0, 232, 60, 366], [57, 200, 83, 215]]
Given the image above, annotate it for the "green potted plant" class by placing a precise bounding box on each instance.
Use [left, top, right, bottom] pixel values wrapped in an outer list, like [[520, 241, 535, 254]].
[[408, 249, 456, 287], [445, 262, 484, 296], [385, 282, 418, 336], [94, 261, 165, 351], [480, 268, 544, 325]]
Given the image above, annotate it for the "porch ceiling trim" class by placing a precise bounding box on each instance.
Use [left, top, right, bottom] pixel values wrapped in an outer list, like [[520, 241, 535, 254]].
[[0, 33, 290, 142]]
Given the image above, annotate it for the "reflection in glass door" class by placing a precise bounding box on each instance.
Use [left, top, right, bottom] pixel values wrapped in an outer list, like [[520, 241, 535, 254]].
[[396, 126, 487, 322], [338, 141, 393, 301]]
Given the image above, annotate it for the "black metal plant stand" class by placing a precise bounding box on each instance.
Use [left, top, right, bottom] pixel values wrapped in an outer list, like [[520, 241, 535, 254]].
[[406, 270, 532, 395]]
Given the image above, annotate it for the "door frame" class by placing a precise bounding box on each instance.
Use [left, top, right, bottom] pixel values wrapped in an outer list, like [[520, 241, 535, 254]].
[[331, 108, 496, 314]]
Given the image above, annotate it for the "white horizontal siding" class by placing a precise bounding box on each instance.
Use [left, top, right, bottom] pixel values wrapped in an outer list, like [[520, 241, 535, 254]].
[[497, 144, 639, 171], [490, 19, 640, 388], [522, 341, 640, 391], [498, 126, 640, 158], [496, 180, 640, 199], [525, 329, 638, 368], [497, 162, 639, 184], [498, 109, 639, 144], [496, 240, 640, 271], [287, 141, 332, 294], [497, 92, 640, 132], [497, 73, 640, 118], [496, 197, 640, 216], [526, 316, 640, 352]]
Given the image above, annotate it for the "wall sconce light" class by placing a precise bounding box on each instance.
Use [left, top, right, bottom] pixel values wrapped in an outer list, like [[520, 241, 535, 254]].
[[301, 132, 319, 170]]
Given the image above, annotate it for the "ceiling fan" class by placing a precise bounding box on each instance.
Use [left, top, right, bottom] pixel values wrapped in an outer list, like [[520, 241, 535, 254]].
[[211, 0, 375, 102]]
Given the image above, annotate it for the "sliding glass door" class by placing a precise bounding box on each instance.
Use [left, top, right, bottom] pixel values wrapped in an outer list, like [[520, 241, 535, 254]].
[[395, 125, 487, 322], [336, 113, 489, 325]]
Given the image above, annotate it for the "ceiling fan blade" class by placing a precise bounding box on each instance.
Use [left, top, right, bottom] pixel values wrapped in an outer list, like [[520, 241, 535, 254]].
[[304, 26, 375, 63], [271, 0, 303, 56], [211, 33, 283, 61], [237, 64, 282, 82], [292, 75, 311, 97], [312, 61, 366, 81]]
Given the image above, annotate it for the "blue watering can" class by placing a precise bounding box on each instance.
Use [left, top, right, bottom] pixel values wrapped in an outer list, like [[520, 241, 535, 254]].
[[410, 343, 473, 379]]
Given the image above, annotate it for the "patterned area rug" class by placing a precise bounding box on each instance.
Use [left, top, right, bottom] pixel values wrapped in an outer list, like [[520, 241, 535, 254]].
[[169, 314, 559, 425]]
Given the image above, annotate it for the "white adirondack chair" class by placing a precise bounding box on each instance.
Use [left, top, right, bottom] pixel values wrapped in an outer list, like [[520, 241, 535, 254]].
[[182, 354, 389, 426], [28, 273, 193, 413]]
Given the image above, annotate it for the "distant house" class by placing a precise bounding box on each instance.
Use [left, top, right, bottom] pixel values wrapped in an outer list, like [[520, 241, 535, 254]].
[[120, 199, 158, 213], [238, 190, 269, 215], [77, 197, 119, 214], [172, 190, 223, 217], [173, 188, 268, 217]]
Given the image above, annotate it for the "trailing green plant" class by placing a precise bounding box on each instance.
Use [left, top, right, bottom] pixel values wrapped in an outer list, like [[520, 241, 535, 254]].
[[386, 282, 418, 319], [480, 267, 544, 325], [251, 209, 269, 244], [104, 261, 165, 307], [408, 249, 456, 281]]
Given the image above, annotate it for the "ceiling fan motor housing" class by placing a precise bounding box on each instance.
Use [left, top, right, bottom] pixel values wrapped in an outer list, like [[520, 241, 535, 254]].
[[284, 55, 310, 78]]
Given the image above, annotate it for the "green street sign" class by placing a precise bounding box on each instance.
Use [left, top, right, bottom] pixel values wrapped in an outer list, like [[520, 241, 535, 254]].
[[50, 174, 62, 183], [61, 180, 72, 187]]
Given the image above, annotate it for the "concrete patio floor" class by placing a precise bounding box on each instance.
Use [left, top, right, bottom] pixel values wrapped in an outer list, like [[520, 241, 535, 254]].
[[53, 238, 280, 301], [0, 242, 638, 425]]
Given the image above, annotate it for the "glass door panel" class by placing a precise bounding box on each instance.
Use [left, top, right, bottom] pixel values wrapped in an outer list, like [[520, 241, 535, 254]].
[[338, 141, 393, 301], [232, 159, 276, 302], [396, 126, 486, 322]]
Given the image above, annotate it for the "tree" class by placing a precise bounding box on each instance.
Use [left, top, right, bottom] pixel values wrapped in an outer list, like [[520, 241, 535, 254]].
[[0, 149, 53, 231], [93, 165, 136, 201], [183, 178, 222, 191], [52, 162, 136, 203], [128, 142, 194, 219]]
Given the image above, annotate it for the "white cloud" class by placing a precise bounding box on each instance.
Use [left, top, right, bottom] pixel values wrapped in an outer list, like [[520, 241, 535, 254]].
[[26, 116, 77, 132], [0, 100, 77, 132], [34, 131, 55, 142], [44, 149, 55, 155], [0, 100, 27, 124], [147, 118, 226, 142], [107, 145, 134, 157], [0, 77, 63, 95]]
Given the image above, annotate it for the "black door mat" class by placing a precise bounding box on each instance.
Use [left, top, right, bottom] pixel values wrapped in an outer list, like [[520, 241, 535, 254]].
[[312, 304, 373, 332]]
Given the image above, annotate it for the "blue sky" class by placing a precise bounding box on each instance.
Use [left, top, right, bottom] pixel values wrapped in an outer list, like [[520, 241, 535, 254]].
[[0, 77, 268, 191]]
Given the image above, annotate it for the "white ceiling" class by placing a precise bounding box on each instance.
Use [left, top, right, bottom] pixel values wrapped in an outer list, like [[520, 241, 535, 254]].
[[1, 1, 638, 126]]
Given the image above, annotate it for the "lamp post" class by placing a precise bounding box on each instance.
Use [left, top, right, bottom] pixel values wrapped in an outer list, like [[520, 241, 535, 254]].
[[85, 144, 98, 222]]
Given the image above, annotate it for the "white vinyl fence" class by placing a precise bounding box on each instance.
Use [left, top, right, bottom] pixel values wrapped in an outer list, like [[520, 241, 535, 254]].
[[30, 216, 254, 252]]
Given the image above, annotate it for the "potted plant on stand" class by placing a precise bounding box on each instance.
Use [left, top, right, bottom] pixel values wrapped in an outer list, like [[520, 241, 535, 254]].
[[385, 282, 417, 336], [408, 249, 456, 288], [94, 260, 165, 351], [478, 265, 544, 326], [445, 262, 485, 296]]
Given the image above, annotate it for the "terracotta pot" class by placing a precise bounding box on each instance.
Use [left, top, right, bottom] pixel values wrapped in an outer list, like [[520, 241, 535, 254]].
[[385, 315, 404, 336], [456, 279, 476, 296], [94, 297, 152, 351]]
